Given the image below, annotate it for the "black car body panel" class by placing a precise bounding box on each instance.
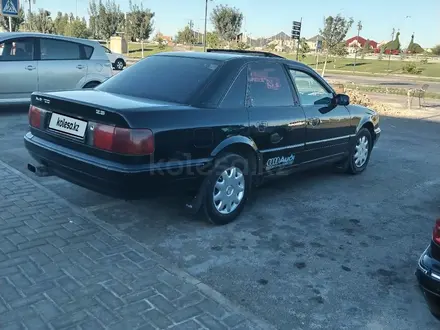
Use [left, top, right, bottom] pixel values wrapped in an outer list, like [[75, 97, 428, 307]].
[[416, 242, 440, 318], [24, 50, 381, 199]]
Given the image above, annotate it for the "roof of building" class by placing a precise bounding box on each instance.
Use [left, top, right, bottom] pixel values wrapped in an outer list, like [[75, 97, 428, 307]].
[[346, 36, 378, 47]]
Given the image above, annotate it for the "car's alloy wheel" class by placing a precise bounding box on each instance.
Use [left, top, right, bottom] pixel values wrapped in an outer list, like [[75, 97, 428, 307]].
[[203, 153, 250, 225], [354, 135, 369, 168], [346, 128, 372, 174], [115, 59, 124, 70], [213, 166, 245, 215]]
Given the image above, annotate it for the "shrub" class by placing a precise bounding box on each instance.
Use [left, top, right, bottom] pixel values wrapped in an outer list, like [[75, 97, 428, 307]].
[[401, 62, 423, 74]]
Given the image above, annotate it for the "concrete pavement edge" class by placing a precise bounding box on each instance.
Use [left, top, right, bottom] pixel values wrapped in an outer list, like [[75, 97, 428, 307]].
[[0, 159, 277, 330]]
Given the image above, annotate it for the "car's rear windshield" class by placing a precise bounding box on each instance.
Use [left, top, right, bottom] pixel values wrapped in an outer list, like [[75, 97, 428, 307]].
[[96, 55, 221, 104]]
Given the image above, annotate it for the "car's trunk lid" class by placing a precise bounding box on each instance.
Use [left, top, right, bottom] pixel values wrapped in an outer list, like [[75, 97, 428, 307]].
[[29, 90, 177, 164]]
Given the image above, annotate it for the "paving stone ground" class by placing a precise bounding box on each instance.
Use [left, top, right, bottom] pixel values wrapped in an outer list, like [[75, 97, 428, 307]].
[[0, 161, 271, 330]]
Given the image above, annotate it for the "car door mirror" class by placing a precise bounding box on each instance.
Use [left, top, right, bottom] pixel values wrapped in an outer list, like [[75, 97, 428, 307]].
[[335, 93, 350, 106]]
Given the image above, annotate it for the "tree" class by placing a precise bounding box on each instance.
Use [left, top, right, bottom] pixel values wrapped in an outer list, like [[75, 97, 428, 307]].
[[407, 34, 424, 54], [432, 45, 440, 56], [126, 0, 155, 42], [210, 4, 243, 44], [29, 9, 54, 34], [206, 32, 220, 48], [154, 33, 166, 50], [0, 6, 25, 32], [88, 0, 100, 39], [362, 40, 371, 53], [360, 39, 371, 59], [176, 25, 196, 45], [69, 17, 90, 39], [53, 11, 69, 35], [319, 14, 354, 77], [298, 37, 310, 60], [235, 41, 249, 50], [98, 0, 123, 42]]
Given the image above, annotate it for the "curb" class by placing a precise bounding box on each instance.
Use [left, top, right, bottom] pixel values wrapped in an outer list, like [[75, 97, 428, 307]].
[[0, 159, 276, 330]]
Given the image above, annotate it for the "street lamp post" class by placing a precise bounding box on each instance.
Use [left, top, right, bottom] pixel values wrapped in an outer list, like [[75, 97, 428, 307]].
[[203, 0, 210, 52]]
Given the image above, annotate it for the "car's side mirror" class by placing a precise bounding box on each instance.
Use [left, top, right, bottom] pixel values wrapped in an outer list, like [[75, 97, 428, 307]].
[[335, 93, 350, 106]]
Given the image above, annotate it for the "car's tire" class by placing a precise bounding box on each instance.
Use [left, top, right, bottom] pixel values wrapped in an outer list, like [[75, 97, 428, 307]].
[[115, 59, 125, 70], [202, 153, 251, 225], [345, 128, 373, 174], [83, 81, 100, 89]]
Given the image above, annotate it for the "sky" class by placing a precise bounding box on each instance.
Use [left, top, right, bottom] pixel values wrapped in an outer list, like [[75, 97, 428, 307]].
[[20, 0, 440, 47]]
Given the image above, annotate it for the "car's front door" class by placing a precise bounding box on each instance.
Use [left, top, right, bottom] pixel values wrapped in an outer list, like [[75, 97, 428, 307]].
[[37, 37, 88, 92], [288, 68, 354, 162], [0, 37, 38, 105], [246, 61, 307, 173]]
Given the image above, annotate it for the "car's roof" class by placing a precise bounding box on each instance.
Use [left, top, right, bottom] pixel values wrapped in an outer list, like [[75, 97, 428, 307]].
[[0, 32, 99, 47], [154, 50, 310, 69]]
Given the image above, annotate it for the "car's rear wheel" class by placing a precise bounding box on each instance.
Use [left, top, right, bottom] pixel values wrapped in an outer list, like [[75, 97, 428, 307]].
[[83, 81, 100, 89], [346, 128, 372, 174], [203, 153, 251, 225], [115, 59, 125, 70]]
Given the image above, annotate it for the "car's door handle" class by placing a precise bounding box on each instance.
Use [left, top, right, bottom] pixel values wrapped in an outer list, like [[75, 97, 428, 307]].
[[25, 65, 36, 71], [76, 64, 85, 69], [257, 121, 268, 132], [309, 118, 321, 127]]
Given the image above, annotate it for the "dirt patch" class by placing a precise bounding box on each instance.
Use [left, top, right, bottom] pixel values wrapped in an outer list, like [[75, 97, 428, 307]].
[[331, 82, 440, 120]]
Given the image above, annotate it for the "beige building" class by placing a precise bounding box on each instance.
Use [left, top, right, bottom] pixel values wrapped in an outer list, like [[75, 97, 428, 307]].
[[306, 35, 323, 52]]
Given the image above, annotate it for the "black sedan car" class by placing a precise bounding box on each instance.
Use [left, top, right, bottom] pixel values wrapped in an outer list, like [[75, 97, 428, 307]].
[[416, 218, 440, 319], [24, 49, 381, 225]]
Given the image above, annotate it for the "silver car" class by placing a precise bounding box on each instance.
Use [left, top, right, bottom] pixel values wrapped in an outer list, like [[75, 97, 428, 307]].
[[0, 32, 113, 106]]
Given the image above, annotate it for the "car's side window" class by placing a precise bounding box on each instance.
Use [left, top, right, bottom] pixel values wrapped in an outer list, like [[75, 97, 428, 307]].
[[84, 45, 94, 59], [220, 67, 247, 108], [39, 38, 81, 60], [0, 38, 35, 61], [247, 62, 294, 107], [289, 69, 334, 106], [102, 46, 111, 54]]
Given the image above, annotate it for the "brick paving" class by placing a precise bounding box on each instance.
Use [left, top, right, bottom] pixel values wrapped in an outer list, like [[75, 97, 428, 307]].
[[0, 161, 269, 330]]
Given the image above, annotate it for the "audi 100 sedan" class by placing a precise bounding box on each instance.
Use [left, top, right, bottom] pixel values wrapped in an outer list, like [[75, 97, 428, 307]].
[[24, 49, 381, 225], [416, 218, 440, 320]]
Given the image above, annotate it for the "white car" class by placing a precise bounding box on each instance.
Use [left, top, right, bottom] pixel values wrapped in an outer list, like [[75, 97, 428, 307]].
[[102, 45, 127, 70]]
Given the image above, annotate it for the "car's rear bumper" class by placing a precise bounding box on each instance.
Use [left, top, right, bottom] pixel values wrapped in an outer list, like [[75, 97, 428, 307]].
[[416, 245, 440, 317], [24, 132, 209, 199]]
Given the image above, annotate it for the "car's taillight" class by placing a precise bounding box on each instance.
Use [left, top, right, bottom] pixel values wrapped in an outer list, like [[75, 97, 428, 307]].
[[28, 105, 42, 128], [93, 123, 154, 155], [433, 219, 440, 245]]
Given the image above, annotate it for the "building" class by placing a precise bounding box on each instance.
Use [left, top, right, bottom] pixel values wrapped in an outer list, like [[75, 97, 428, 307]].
[[306, 35, 323, 52], [346, 36, 378, 53]]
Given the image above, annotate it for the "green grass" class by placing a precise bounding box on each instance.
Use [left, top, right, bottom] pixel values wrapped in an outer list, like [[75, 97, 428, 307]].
[[293, 54, 440, 78], [125, 43, 173, 58], [124, 43, 440, 78]]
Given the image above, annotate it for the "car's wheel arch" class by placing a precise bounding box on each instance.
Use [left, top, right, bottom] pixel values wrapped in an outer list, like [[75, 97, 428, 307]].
[[356, 119, 376, 143], [82, 81, 101, 89], [211, 136, 261, 176]]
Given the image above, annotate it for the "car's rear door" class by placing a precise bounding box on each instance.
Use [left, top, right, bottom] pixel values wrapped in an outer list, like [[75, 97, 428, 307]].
[[288, 67, 354, 161], [0, 37, 38, 104], [246, 61, 307, 173], [36, 37, 88, 92]]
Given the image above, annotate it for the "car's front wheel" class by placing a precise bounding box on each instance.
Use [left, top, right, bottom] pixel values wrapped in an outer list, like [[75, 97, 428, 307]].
[[115, 59, 125, 70], [203, 153, 251, 225], [346, 128, 373, 174]]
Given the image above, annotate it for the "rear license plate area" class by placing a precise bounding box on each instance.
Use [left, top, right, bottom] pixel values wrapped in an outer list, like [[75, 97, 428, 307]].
[[48, 113, 87, 138]]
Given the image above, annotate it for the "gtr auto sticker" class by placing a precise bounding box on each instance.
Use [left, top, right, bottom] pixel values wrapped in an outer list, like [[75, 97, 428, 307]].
[[266, 154, 295, 170]]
